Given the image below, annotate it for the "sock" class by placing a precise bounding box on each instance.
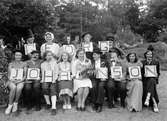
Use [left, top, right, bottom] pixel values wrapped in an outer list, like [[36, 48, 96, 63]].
[[51, 96, 57, 109], [44, 95, 51, 105]]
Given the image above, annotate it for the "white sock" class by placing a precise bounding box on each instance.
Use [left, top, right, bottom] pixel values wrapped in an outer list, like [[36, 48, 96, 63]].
[[44, 95, 51, 105], [8, 104, 13, 108], [51, 96, 57, 109]]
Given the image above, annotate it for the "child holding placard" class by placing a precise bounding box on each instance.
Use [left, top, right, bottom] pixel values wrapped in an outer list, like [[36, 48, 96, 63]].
[[5, 50, 27, 115], [58, 52, 73, 110], [24, 51, 42, 112], [126, 53, 143, 112], [41, 51, 58, 115], [40, 32, 60, 59], [142, 50, 160, 113]]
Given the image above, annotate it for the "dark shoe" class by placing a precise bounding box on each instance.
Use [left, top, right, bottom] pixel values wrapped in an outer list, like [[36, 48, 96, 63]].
[[45, 104, 51, 110], [35, 106, 41, 111], [81, 107, 86, 111], [96, 106, 102, 113], [76, 107, 81, 111], [121, 101, 126, 108], [108, 103, 115, 109], [51, 109, 57, 115], [92, 104, 97, 111]]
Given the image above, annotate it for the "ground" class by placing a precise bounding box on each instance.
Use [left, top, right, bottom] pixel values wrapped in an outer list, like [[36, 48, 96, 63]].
[[0, 71, 166, 121]]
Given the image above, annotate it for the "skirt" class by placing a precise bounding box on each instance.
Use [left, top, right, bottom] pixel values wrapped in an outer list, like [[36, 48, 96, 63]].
[[73, 78, 92, 93], [126, 79, 143, 112], [58, 80, 73, 97]]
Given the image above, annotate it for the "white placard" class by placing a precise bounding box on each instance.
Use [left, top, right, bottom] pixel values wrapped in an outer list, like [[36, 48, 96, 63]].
[[24, 44, 36, 55], [83, 42, 93, 52], [97, 67, 108, 79], [27, 68, 40, 80], [145, 65, 157, 77], [129, 66, 141, 79], [99, 41, 109, 52], [44, 70, 53, 82], [59, 71, 71, 80], [111, 66, 123, 79], [45, 45, 53, 52], [10, 68, 24, 80], [65, 45, 74, 55]]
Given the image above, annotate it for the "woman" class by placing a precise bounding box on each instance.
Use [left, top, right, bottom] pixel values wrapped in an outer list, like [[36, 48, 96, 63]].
[[81, 32, 94, 60], [5, 50, 27, 115], [126, 53, 143, 112], [72, 49, 92, 111], [142, 50, 160, 113], [40, 32, 60, 59], [41, 51, 58, 115], [58, 52, 73, 110], [60, 34, 76, 61]]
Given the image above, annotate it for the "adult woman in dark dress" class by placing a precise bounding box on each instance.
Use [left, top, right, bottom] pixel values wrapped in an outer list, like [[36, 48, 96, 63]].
[[142, 50, 160, 113]]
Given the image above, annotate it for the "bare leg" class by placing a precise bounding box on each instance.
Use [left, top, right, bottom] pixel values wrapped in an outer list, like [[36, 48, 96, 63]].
[[14, 83, 24, 103], [8, 82, 17, 105], [77, 88, 83, 108], [81, 87, 89, 108]]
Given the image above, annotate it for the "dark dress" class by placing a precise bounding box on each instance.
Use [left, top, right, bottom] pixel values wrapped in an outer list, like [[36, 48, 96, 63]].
[[142, 59, 160, 105]]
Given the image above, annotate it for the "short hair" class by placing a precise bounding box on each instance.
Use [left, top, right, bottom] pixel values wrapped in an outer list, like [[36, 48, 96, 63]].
[[126, 53, 138, 63], [31, 50, 39, 55], [14, 50, 22, 54]]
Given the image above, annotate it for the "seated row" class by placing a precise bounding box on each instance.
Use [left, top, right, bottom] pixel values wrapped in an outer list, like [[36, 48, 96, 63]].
[[5, 48, 160, 115]]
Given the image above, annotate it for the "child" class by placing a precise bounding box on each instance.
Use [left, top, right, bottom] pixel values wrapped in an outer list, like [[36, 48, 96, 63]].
[[41, 51, 58, 115], [5, 50, 27, 115], [58, 52, 73, 109]]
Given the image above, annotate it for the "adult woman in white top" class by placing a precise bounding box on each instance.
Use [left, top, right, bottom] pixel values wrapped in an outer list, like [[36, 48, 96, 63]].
[[72, 49, 92, 111], [40, 32, 60, 59]]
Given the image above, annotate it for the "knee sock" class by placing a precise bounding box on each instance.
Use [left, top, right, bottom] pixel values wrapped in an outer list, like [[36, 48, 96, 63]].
[[44, 95, 51, 105], [51, 96, 57, 109]]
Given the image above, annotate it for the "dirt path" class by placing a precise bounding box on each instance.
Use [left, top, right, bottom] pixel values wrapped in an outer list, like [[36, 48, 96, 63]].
[[0, 71, 167, 121]]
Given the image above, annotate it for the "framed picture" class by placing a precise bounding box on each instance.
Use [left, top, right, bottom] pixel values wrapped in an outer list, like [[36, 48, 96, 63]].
[[10, 68, 24, 80], [27, 68, 40, 80], [44, 70, 53, 82], [111, 66, 122, 79], [59, 71, 71, 80], [96, 67, 108, 79], [65, 45, 74, 55], [83, 42, 93, 52], [145, 65, 157, 77], [99, 41, 109, 52], [129, 66, 141, 79]]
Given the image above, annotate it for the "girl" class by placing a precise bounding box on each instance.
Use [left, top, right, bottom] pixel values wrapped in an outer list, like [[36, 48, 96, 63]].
[[41, 51, 58, 115], [126, 53, 143, 112], [5, 50, 27, 115], [58, 52, 73, 110], [72, 49, 92, 111], [40, 32, 60, 59], [142, 50, 160, 113]]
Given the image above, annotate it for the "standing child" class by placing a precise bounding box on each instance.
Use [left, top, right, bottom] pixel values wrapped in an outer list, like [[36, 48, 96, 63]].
[[58, 52, 73, 110]]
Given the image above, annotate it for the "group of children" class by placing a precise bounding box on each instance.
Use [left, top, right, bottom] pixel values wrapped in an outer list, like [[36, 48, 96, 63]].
[[0, 31, 160, 116]]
